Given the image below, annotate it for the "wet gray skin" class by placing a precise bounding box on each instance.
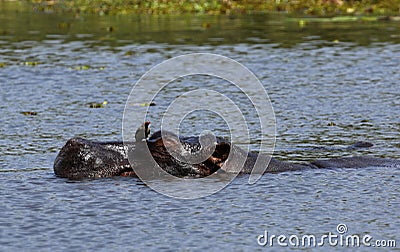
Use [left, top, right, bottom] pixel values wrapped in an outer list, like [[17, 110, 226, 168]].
[[53, 130, 399, 179]]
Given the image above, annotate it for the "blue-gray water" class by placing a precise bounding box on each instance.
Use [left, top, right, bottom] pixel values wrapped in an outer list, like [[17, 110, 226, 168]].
[[1, 4, 399, 251]]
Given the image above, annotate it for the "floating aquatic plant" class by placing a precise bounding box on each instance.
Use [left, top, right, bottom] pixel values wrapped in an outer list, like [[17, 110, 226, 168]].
[[23, 61, 40, 66], [88, 101, 108, 108], [71, 65, 90, 70], [130, 102, 156, 107], [20, 111, 38, 116], [327, 121, 336, 126]]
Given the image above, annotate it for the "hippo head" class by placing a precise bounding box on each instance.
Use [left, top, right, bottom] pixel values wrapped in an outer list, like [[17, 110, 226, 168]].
[[133, 130, 231, 178]]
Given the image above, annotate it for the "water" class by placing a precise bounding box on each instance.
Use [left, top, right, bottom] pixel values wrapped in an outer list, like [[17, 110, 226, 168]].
[[1, 2, 399, 251]]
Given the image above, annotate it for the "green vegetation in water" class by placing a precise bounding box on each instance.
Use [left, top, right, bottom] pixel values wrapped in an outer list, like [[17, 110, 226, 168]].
[[326, 119, 375, 128], [290, 14, 400, 24], [327, 121, 337, 126], [23, 61, 40, 66], [25, 0, 400, 17], [70, 65, 105, 70], [139, 102, 156, 107], [71, 65, 91, 70], [129, 102, 156, 107], [20, 111, 38, 116], [88, 101, 108, 108]]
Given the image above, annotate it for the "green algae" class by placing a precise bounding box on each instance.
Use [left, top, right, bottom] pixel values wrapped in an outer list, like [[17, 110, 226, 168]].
[[23, 0, 400, 17]]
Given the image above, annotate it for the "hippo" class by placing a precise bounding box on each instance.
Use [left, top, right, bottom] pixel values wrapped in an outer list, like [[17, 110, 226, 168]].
[[54, 130, 225, 179], [53, 126, 399, 179]]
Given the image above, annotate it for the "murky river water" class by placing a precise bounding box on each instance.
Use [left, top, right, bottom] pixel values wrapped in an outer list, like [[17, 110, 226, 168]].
[[1, 2, 399, 251]]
